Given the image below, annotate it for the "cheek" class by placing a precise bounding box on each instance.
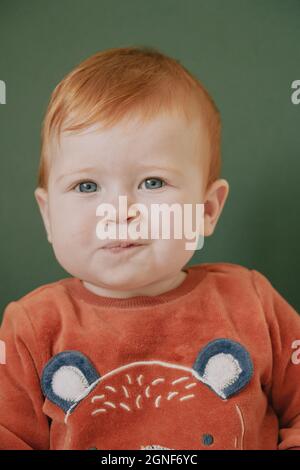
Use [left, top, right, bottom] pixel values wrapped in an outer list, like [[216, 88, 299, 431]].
[[148, 204, 201, 244], [50, 202, 97, 248], [154, 237, 193, 266]]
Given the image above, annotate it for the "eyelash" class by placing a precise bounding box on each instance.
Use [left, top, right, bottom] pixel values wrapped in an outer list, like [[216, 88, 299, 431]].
[[71, 177, 168, 193]]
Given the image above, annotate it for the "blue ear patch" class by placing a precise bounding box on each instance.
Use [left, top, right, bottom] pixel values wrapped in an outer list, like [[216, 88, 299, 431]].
[[192, 338, 254, 399], [41, 350, 100, 413]]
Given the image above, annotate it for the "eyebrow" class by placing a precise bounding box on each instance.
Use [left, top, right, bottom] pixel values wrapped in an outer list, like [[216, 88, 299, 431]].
[[56, 163, 182, 183], [56, 167, 98, 183], [137, 164, 182, 175]]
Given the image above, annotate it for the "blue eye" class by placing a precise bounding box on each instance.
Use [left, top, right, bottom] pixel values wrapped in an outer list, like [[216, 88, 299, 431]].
[[140, 178, 166, 190], [75, 181, 98, 193]]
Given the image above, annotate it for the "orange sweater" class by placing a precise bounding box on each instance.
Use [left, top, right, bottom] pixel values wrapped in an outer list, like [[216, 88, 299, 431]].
[[0, 262, 300, 450]]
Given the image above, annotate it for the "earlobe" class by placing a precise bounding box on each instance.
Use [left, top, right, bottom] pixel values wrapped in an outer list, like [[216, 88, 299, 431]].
[[34, 187, 52, 244]]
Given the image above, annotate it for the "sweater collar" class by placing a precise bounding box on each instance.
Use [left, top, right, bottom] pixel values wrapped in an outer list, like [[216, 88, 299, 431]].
[[61, 266, 206, 309]]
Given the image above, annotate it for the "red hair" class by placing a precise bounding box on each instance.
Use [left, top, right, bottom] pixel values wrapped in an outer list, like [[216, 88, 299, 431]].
[[38, 45, 221, 191]]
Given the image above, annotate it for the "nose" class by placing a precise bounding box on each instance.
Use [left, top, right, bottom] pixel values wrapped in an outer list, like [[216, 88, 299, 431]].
[[99, 192, 140, 226]]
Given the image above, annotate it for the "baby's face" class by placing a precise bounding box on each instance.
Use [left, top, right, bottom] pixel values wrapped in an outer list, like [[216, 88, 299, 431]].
[[35, 111, 216, 296]]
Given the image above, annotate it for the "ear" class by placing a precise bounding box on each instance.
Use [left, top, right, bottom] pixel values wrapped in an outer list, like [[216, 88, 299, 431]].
[[41, 350, 101, 413], [192, 338, 254, 399], [203, 179, 230, 237], [34, 187, 52, 244]]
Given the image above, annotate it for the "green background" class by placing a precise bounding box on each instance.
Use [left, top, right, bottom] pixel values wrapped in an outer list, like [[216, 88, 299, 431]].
[[0, 0, 300, 320]]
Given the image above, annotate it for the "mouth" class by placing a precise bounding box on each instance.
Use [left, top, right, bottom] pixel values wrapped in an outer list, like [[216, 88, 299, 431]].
[[101, 241, 146, 254]]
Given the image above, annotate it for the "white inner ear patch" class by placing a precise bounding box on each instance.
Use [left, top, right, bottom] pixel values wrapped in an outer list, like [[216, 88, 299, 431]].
[[202, 353, 242, 397], [52, 365, 90, 402]]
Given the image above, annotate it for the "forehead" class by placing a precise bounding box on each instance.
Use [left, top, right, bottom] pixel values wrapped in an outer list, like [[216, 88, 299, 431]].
[[50, 111, 209, 177]]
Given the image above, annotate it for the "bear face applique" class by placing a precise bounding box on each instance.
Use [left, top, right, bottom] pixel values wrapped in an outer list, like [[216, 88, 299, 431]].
[[41, 338, 253, 450]]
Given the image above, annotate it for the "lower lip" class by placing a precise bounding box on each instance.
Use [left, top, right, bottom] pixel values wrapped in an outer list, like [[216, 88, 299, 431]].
[[101, 244, 144, 254]]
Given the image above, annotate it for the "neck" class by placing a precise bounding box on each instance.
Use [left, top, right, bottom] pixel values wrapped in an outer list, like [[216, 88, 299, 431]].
[[82, 270, 187, 299]]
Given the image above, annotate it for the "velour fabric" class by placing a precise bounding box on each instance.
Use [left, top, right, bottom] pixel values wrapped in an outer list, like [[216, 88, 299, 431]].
[[0, 262, 300, 450]]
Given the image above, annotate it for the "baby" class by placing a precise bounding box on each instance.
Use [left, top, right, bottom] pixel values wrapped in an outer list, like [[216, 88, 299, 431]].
[[0, 46, 300, 450]]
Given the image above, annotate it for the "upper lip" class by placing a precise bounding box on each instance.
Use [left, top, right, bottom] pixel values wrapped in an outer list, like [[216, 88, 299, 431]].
[[101, 240, 145, 249]]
